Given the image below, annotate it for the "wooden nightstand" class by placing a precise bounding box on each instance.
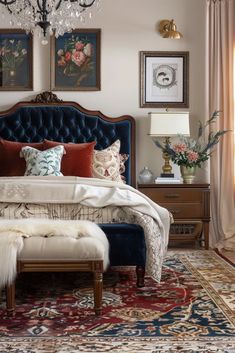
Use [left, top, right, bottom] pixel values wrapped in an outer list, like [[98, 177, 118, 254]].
[[138, 183, 210, 249]]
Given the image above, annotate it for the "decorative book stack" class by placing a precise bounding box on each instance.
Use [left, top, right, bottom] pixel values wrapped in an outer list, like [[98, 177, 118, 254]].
[[155, 177, 182, 184]]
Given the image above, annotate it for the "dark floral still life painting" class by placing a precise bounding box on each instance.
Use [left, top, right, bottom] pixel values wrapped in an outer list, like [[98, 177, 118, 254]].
[[52, 29, 101, 91], [0, 30, 32, 91]]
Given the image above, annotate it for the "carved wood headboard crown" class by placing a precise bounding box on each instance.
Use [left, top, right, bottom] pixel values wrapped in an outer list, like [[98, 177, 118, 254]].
[[31, 91, 63, 103]]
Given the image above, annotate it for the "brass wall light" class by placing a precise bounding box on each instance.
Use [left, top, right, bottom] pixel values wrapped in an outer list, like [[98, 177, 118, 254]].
[[159, 19, 183, 39]]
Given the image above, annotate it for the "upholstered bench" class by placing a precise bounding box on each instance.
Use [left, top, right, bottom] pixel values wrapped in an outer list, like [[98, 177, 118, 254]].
[[3, 220, 109, 316]]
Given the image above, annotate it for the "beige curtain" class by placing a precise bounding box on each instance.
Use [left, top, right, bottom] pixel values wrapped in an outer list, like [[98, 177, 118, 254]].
[[206, 0, 235, 250]]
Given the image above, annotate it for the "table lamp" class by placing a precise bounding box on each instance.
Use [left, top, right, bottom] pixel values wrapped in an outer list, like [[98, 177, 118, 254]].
[[148, 111, 190, 177]]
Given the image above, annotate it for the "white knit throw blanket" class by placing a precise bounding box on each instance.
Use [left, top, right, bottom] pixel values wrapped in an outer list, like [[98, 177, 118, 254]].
[[0, 219, 109, 288]]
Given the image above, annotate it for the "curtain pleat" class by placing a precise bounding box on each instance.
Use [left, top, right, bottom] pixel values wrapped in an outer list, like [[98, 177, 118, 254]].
[[206, 0, 235, 249]]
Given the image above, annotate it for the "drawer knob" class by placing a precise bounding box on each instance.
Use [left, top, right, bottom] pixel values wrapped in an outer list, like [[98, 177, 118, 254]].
[[165, 194, 180, 198], [169, 209, 181, 215]]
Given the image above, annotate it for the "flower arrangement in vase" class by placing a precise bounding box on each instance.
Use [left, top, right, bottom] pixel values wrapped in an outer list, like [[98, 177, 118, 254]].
[[57, 35, 94, 87], [0, 39, 27, 85], [154, 111, 228, 183]]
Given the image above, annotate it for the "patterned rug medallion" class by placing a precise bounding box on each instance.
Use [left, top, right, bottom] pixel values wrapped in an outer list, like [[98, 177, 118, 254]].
[[0, 251, 234, 352]]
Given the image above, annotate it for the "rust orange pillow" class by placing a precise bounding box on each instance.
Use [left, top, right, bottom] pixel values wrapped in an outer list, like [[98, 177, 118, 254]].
[[43, 140, 96, 177], [0, 139, 44, 176]]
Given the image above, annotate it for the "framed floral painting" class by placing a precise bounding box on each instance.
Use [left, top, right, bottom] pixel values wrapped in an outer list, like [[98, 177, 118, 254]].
[[0, 29, 33, 91], [140, 51, 189, 108], [51, 29, 101, 91]]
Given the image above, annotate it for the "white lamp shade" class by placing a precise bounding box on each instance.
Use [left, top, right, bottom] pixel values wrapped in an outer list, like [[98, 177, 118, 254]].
[[149, 112, 190, 137]]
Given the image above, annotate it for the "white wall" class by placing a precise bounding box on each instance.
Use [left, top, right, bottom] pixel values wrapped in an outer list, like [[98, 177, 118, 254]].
[[0, 0, 207, 181]]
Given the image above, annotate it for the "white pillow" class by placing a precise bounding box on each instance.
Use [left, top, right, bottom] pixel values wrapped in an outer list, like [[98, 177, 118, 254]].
[[21, 145, 65, 176], [92, 140, 128, 183]]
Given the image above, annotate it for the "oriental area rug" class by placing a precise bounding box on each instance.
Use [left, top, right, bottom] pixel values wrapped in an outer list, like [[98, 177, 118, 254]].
[[0, 251, 234, 353]]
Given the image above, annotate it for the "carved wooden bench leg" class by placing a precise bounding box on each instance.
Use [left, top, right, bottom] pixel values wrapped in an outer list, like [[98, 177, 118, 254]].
[[6, 282, 15, 315], [94, 271, 103, 315], [136, 266, 145, 287]]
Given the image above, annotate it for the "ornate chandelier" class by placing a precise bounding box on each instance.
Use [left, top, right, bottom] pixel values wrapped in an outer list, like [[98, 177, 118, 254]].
[[0, 0, 100, 43]]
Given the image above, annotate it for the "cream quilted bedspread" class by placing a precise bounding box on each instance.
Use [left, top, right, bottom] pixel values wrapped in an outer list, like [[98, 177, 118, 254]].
[[0, 176, 171, 283]]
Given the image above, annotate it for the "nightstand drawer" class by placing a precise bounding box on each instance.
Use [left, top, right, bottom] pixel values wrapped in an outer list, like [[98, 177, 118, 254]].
[[139, 188, 203, 203], [161, 203, 203, 219], [138, 183, 210, 249]]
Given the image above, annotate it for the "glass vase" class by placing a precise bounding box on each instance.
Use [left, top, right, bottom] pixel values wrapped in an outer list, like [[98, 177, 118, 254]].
[[180, 166, 196, 184]]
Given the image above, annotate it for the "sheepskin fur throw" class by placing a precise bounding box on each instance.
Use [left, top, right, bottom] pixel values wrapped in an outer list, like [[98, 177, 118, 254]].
[[0, 219, 109, 288]]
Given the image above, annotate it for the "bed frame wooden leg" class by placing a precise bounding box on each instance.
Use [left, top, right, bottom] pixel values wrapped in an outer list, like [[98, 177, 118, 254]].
[[136, 266, 145, 287], [6, 282, 15, 315], [94, 271, 103, 315]]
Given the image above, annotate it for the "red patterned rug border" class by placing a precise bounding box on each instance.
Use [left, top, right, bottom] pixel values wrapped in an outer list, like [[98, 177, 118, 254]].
[[0, 336, 234, 353]]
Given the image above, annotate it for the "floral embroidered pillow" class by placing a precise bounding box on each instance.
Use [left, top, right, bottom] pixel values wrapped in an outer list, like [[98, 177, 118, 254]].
[[21, 145, 65, 176], [92, 140, 129, 183], [119, 153, 129, 182]]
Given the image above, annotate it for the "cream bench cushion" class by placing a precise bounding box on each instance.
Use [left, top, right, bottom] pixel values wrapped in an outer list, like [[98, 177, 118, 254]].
[[19, 236, 108, 264]]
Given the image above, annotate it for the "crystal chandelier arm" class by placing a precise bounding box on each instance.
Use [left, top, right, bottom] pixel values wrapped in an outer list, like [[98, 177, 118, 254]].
[[36, 0, 43, 13], [35, 0, 51, 37], [0, 0, 98, 41], [55, 0, 63, 10], [54, 0, 96, 9], [0, 0, 17, 5], [79, 0, 96, 8], [2, 0, 32, 15], [36, 0, 49, 14], [54, 0, 96, 11]]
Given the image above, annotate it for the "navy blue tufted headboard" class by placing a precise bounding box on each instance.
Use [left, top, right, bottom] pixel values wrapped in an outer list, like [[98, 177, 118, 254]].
[[0, 93, 136, 186]]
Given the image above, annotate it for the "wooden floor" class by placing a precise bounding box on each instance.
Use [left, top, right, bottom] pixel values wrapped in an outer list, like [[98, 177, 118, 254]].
[[169, 240, 235, 266], [219, 249, 235, 265]]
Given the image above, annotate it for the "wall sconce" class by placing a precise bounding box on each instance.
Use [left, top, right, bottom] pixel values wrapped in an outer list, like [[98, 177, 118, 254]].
[[159, 19, 183, 39]]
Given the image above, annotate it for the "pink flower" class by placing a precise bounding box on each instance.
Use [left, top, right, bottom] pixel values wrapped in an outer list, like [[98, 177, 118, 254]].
[[65, 51, 72, 61], [71, 50, 86, 67], [173, 143, 187, 153], [187, 150, 199, 162], [75, 41, 84, 51]]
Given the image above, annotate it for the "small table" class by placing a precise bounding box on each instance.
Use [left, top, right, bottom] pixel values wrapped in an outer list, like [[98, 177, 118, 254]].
[[138, 183, 210, 249]]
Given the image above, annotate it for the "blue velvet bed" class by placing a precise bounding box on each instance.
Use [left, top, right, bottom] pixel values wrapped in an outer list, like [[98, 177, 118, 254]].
[[0, 91, 146, 286]]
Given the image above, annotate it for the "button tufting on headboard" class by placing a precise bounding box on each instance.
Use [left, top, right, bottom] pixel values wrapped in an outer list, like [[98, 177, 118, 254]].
[[0, 99, 136, 186]]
